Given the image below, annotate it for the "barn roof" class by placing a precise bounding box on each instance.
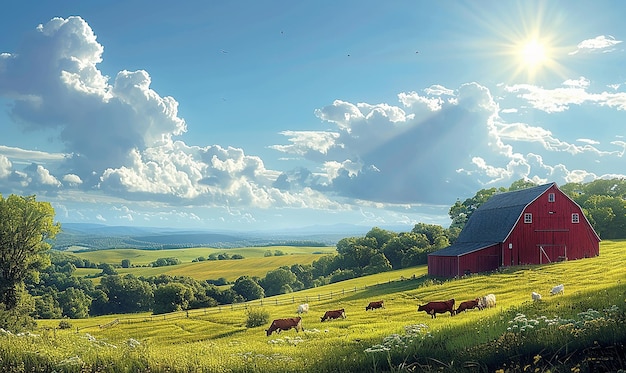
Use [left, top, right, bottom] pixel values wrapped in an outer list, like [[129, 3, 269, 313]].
[[430, 183, 554, 257]]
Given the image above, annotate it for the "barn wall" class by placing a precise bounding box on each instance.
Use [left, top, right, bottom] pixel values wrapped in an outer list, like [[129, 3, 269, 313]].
[[503, 185, 600, 266], [428, 256, 458, 278], [458, 245, 501, 275]]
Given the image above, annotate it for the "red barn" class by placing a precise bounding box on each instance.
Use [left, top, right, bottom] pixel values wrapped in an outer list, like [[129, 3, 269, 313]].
[[428, 183, 600, 278]]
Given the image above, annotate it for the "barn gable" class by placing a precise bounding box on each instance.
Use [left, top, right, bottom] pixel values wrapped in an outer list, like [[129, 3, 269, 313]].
[[432, 183, 554, 258], [428, 182, 600, 278]]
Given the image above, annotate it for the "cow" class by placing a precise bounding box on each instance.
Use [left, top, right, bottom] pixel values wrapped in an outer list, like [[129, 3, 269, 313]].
[[266, 317, 303, 336], [454, 298, 480, 314], [417, 299, 455, 318], [550, 284, 564, 296], [366, 300, 384, 311], [531, 292, 542, 302], [320, 309, 346, 322], [479, 293, 496, 309], [296, 303, 309, 314]]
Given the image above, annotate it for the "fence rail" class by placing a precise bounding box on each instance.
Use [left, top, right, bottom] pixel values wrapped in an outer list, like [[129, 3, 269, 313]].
[[71, 274, 421, 331]]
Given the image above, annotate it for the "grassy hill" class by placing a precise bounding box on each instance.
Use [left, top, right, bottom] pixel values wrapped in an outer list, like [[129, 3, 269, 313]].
[[3, 241, 625, 372], [72, 246, 335, 282]]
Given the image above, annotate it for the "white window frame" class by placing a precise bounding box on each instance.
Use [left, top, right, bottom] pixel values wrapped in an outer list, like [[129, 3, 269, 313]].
[[572, 213, 580, 223], [524, 213, 532, 223], [548, 193, 555, 202]]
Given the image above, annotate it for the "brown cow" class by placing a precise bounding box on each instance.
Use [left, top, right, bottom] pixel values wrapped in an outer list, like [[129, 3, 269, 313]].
[[320, 308, 346, 322], [454, 298, 481, 315], [366, 300, 385, 311], [417, 299, 455, 318], [266, 317, 303, 336]]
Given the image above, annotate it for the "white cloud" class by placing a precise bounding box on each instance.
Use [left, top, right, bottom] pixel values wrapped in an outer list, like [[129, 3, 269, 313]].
[[0, 155, 11, 178], [569, 35, 623, 55], [0, 16, 187, 187], [269, 131, 340, 156], [577, 138, 599, 145], [505, 83, 626, 113], [63, 174, 83, 186]]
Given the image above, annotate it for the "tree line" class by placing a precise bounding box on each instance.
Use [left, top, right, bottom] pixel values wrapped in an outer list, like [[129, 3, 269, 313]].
[[1, 178, 625, 331]]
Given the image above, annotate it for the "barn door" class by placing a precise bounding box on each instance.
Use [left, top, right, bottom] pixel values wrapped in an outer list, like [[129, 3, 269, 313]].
[[538, 245, 567, 264]]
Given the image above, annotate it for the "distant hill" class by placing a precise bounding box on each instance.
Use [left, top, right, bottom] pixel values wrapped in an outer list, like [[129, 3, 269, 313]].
[[51, 223, 398, 251]]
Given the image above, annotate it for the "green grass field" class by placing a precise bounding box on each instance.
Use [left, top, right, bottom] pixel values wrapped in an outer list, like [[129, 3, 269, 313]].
[[73, 246, 335, 282], [3, 241, 626, 372]]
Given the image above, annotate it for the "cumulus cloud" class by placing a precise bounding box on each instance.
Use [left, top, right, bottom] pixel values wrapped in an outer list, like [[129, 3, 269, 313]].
[[273, 82, 502, 204], [0, 155, 12, 179], [0, 16, 186, 186], [569, 35, 623, 55]]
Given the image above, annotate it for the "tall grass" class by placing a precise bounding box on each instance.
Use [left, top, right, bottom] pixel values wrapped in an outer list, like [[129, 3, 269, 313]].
[[2, 241, 625, 372]]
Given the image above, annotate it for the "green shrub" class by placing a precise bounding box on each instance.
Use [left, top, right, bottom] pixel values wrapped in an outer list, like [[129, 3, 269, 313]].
[[58, 319, 72, 329], [245, 307, 270, 328]]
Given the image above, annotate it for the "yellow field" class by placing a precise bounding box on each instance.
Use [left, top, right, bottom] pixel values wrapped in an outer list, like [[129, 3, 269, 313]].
[[73, 246, 335, 281]]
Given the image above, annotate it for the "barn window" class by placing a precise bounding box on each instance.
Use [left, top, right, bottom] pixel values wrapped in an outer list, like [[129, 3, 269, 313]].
[[524, 213, 532, 223], [548, 193, 555, 202], [572, 213, 580, 223]]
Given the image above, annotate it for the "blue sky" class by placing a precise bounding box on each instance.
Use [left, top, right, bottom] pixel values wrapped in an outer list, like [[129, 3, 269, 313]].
[[1, 1, 625, 231]]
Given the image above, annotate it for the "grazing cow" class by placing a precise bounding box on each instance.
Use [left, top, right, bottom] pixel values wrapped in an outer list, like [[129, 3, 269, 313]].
[[320, 309, 346, 322], [479, 293, 496, 309], [266, 317, 303, 336], [455, 298, 480, 314], [550, 284, 564, 296], [297, 303, 309, 314], [531, 292, 542, 302], [417, 299, 455, 318], [366, 300, 385, 311]]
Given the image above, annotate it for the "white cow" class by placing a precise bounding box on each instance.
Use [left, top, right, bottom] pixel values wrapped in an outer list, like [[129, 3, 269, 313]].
[[531, 292, 542, 302], [479, 293, 496, 309], [550, 284, 564, 296], [296, 303, 309, 314]]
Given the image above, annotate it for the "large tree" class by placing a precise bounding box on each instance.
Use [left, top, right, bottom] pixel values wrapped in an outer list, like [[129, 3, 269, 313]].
[[0, 194, 59, 310]]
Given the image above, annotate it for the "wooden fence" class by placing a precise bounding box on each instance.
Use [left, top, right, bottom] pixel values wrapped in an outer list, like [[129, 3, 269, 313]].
[[73, 274, 420, 331]]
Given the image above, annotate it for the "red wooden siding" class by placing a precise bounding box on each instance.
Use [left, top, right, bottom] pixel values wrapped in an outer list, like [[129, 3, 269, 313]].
[[428, 183, 600, 278], [502, 185, 599, 266]]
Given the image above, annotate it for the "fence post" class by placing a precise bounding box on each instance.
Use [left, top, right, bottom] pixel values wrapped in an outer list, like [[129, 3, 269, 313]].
[[342, 289, 345, 295], [275, 299, 278, 305], [292, 296, 295, 304], [330, 291, 332, 299]]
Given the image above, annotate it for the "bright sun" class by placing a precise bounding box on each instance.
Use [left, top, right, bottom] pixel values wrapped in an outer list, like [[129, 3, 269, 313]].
[[520, 40, 547, 67]]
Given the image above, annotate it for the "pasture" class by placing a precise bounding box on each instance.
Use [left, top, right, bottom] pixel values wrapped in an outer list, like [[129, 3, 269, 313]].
[[72, 246, 335, 282], [3, 241, 625, 372]]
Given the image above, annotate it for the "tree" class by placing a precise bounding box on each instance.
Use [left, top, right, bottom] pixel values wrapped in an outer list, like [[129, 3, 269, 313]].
[[121, 259, 131, 268], [33, 292, 62, 319], [153, 283, 194, 314], [96, 274, 152, 314], [0, 194, 60, 311], [382, 232, 429, 269], [57, 287, 91, 318], [259, 268, 296, 296], [98, 263, 117, 276], [448, 187, 501, 230], [365, 227, 397, 248], [231, 276, 264, 301], [508, 179, 538, 191]]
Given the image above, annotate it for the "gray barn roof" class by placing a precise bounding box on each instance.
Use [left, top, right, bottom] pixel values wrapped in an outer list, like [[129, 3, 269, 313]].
[[430, 183, 554, 257]]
